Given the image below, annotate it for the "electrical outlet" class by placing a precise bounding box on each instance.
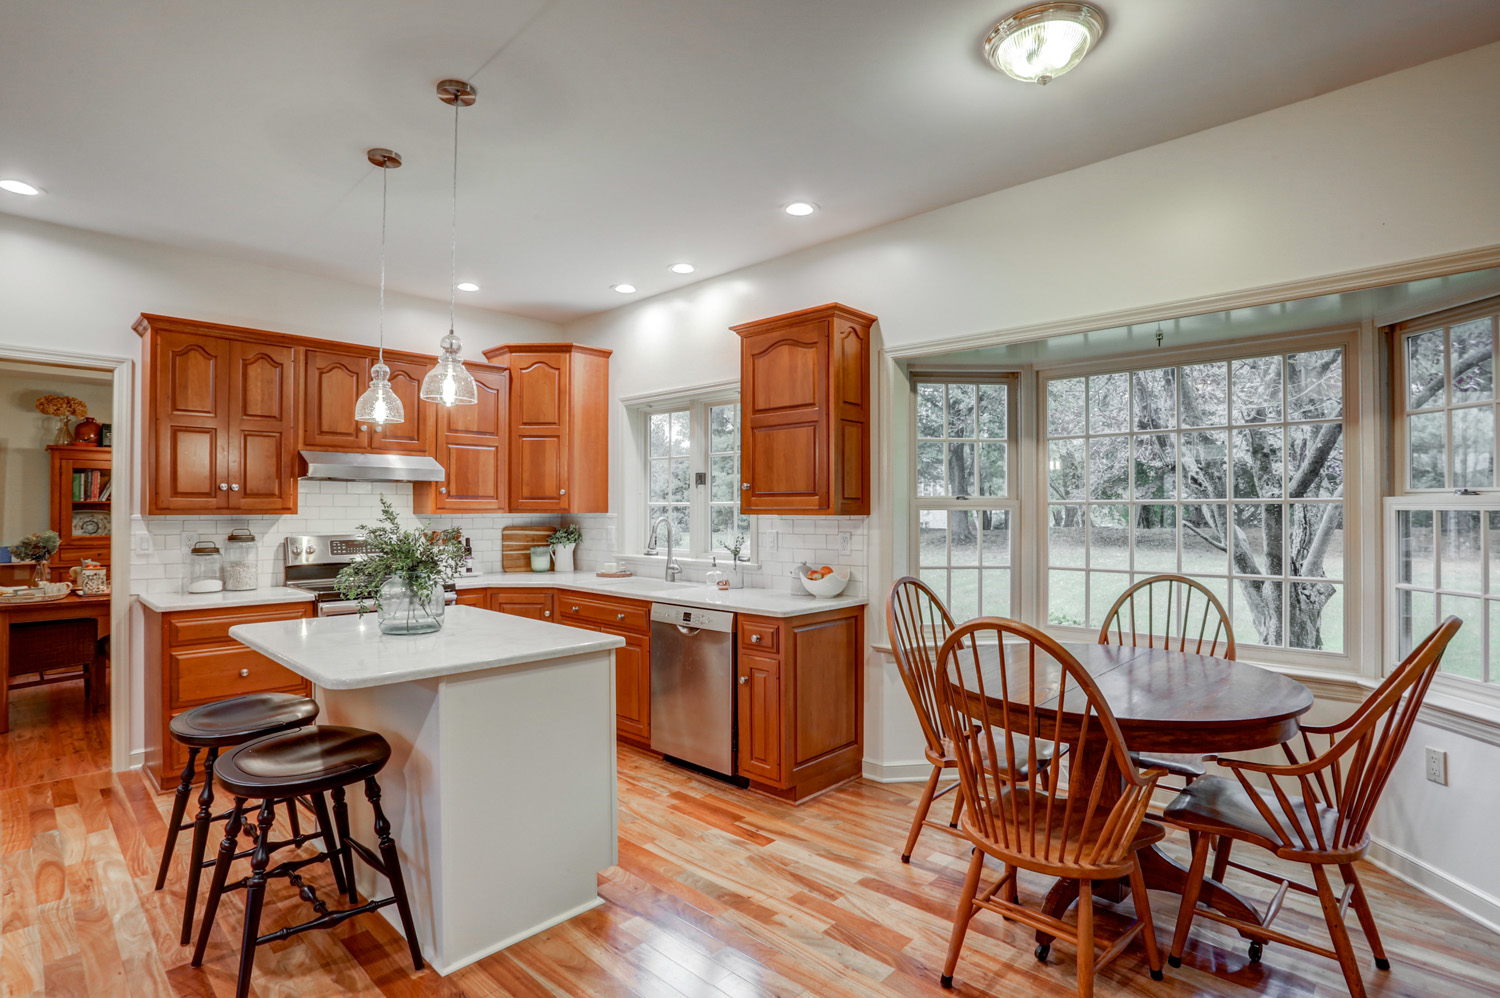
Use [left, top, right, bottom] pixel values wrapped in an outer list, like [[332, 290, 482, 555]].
[[133, 531, 153, 554], [1425, 747, 1447, 785], [838, 531, 852, 556], [182, 532, 198, 551]]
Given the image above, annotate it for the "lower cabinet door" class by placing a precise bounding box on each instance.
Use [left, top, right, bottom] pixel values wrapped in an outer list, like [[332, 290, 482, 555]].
[[491, 592, 554, 621], [736, 652, 782, 783], [614, 632, 650, 741], [456, 590, 489, 608]]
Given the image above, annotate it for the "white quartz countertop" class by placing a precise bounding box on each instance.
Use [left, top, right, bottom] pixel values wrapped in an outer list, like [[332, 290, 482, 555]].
[[229, 604, 625, 690], [453, 570, 868, 617], [138, 587, 315, 613]]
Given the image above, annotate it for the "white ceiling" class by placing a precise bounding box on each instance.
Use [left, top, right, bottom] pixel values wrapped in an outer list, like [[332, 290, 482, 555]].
[[3, 1, 1500, 323]]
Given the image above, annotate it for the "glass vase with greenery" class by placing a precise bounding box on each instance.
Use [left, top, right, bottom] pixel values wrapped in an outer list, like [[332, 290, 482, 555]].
[[334, 497, 465, 635]]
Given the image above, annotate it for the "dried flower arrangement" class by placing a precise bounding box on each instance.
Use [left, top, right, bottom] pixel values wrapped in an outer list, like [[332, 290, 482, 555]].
[[34, 394, 87, 418], [9, 530, 61, 563]]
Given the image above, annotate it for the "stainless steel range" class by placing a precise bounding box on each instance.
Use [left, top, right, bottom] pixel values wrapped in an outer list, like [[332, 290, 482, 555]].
[[283, 534, 458, 616]]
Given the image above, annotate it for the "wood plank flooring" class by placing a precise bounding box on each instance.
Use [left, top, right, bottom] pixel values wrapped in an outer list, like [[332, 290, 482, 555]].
[[1, 734, 1497, 997]]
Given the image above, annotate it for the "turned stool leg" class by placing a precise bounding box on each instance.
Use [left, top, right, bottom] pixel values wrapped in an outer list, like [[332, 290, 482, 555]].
[[232, 799, 279, 998], [332, 785, 358, 903], [367, 777, 424, 971], [191, 796, 246, 967], [308, 792, 347, 897], [155, 747, 199, 891], [181, 747, 219, 945]]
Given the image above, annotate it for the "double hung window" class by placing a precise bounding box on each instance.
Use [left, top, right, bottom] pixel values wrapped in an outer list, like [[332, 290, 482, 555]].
[[1042, 345, 1348, 654], [913, 376, 1016, 621], [643, 399, 752, 559]]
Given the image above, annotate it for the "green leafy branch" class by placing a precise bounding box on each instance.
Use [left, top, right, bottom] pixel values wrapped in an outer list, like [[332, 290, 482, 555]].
[[334, 497, 465, 614]]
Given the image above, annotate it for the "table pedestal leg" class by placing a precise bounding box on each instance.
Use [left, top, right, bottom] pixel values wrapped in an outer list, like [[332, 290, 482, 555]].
[[1035, 843, 1263, 949]]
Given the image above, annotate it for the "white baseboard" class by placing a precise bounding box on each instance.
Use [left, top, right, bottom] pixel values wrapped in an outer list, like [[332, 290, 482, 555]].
[[1365, 838, 1500, 936], [862, 759, 957, 783], [128, 748, 148, 771]]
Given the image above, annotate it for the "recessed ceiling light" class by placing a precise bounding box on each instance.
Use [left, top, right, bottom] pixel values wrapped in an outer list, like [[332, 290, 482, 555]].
[[783, 201, 818, 216], [0, 180, 41, 196], [612, 284, 637, 294], [668, 263, 696, 275], [456, 281, 480, 292], [984, 2, 1105, 86]]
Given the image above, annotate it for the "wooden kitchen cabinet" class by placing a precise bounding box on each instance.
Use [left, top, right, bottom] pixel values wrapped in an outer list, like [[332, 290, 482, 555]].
[[732, 303, 874, 515], [142, 600, 314, 791], [735, 605, 865, 802], [302, 347, 434, 456], [415, 363, 508, 513], [481, 343, 611, 513], [136, 315, 299, 515], [491, 590, 554, 621], [559, 591, 650, 746], [455, 590, 489, 608]]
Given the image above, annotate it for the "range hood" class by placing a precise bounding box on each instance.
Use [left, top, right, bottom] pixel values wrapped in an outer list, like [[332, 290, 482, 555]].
[[299, 450, 446, 483]]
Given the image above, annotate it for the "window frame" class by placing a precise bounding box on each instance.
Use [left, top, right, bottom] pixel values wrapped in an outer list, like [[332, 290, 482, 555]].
[[1391, 295, 1500, 495], [1033, 328, 1362, 671], [909, 371, 1020, 621], [637, 391, 755, 563]]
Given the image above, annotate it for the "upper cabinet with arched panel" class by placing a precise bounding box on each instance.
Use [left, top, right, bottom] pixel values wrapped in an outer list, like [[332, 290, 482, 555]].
[[482, 343, 611, 513], [733, 303, 874, 516]]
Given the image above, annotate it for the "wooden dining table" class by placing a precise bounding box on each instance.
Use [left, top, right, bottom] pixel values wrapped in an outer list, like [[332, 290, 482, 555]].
[[0, 593, 111, 732], [962, 640, 1314, 949]]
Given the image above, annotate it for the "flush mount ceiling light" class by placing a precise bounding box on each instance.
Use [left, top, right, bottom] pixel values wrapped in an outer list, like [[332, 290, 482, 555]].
[[355, 148, 406, 428], [0, 179, 41, 196], [612, 283, 637, 294], [455, 281, 480, 292], [983, 2, 1105, 85], [421, 79, 479, 408], [668, 263, 695, 275], [782, 201, 818, 216]]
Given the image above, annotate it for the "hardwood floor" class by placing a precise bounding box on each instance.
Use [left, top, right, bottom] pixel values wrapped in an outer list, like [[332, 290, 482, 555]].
[[0, 680, 110, 790], [0, 743, 1495, 997]]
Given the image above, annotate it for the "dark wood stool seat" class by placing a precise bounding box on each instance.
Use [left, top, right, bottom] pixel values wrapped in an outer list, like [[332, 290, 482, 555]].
[[156, 692, 329, 951], [169, 691, 320, 747], [191, 724, 424, 998], [211, 724, 391, 796]]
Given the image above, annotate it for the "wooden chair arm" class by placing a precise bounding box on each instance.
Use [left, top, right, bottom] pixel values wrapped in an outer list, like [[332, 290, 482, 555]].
[[1215, 754, 1324, 778]]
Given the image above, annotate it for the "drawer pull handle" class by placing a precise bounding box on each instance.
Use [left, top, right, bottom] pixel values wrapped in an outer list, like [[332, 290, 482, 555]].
[[617, 613, 625, 620], [750, 633, 762, 644], [739, 675, 748, 684], [239, 669, 250, 678], [571, 606, 580, 613]]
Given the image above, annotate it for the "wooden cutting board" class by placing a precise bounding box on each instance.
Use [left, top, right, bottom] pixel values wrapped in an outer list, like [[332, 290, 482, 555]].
[[501, 526, 557, 572]]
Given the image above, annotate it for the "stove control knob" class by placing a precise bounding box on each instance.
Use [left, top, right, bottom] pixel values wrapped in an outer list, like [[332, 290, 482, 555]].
[[291, 544, 302, 556], [305, 544, 318, 556]]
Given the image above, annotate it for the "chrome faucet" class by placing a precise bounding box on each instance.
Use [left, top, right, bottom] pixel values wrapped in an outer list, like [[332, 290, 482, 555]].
[[647, 516, 682, 582]]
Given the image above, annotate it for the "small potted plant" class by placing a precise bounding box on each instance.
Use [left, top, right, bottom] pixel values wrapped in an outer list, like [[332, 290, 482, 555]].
[[726, 534, 748, 589], [9, 530, 61, 587], [335, 497, 465, 635], [549, 524, 582, 573]]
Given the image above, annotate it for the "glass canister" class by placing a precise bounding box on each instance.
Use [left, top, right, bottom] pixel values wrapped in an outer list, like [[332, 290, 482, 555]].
[[187, 541, 224, 593], [223, 528, 259, 591]]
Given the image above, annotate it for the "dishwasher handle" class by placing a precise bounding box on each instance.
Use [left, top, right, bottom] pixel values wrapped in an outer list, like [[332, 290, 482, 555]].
[[675, 625, 702, 636]]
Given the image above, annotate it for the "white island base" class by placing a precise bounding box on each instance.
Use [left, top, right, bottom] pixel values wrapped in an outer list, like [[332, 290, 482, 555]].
[[230, 605, 625, 975]]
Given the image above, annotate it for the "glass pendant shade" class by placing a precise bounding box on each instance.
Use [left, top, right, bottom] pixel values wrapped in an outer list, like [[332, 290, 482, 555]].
[[420, 331, 478, 406], [984, 2, 1104, 85], [355, 360, 405, 425]]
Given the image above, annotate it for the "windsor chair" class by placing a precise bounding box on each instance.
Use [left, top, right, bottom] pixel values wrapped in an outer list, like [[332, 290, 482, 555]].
[[1163, 616, 1460, 998]]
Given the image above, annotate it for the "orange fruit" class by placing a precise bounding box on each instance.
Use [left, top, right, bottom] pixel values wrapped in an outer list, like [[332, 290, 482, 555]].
[[819, 565, 834, 574]]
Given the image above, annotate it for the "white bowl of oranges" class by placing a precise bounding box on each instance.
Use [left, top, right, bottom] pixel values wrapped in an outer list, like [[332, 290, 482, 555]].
[[799, 564, 850, 598]]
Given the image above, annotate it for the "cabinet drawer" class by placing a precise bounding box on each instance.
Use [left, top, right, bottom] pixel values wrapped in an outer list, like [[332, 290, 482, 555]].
[[167, 605, 310, 646], [171, 644, 308, 707], [740, 619, 781, 654], [559, 595, 648, 634]]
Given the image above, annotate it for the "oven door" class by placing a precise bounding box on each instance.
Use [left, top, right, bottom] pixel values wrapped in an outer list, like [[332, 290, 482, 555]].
[[317, 600, 366, 617]]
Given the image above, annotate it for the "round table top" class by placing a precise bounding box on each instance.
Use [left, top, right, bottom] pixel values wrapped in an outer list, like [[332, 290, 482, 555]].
[[970, 641, 1314, 755]]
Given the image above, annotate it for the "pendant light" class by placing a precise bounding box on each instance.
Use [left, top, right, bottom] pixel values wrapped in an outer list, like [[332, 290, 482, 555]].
[[420, 79, 479, 407], [355, 148, 406, 427]]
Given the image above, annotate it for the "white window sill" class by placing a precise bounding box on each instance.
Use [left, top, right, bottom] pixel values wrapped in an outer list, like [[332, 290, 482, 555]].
[[616, 553, 763, 573]]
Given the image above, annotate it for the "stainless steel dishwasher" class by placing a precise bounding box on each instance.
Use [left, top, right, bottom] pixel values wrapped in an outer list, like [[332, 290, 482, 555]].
[[650, 603, 736, 776]]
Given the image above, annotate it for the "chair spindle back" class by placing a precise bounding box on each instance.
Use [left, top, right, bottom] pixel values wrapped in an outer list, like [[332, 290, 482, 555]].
[[1098, 574, 1235, 660], [935, 617, 1161, 874], [887, 577, 959, 760]]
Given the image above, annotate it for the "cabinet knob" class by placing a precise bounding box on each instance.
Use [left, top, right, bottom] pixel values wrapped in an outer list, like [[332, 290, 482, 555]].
[[219, 483, 229, 491], [742, 482, 750, 490], [571, 605, 580, 613], [439, 487, 447, 494], [230, 483, 240, 492], [739, 675, 748, 684], [544, 610, 551, 617], [238, 669, 249, 678], [750, 633, 762, 643], [559, 489, 567, 496], [617, 613, 625, 620]]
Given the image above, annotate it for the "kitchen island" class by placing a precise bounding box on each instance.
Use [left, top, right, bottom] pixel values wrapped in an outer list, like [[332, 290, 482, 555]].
[[229, 604, 625, 975]]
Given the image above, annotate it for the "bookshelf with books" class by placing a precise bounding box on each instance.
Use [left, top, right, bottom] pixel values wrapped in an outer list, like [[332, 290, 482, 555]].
[[48, 445, 112, 580]]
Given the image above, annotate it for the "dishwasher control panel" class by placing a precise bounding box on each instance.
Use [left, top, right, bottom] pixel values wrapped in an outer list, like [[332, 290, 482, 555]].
[[649, 603, 735, 633]]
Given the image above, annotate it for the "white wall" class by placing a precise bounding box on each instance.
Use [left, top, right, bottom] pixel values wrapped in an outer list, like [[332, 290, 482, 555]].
[[0, 367, 112, 544], [562, 43, 1500, 927]]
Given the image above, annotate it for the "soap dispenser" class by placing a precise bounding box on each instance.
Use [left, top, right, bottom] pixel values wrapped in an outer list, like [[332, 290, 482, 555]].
[[704, 554, 730, 591]]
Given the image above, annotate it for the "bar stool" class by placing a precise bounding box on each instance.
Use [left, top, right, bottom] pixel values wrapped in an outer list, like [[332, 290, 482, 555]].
[[191, 724, 424, 998], [156, 692, 330, 946]]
